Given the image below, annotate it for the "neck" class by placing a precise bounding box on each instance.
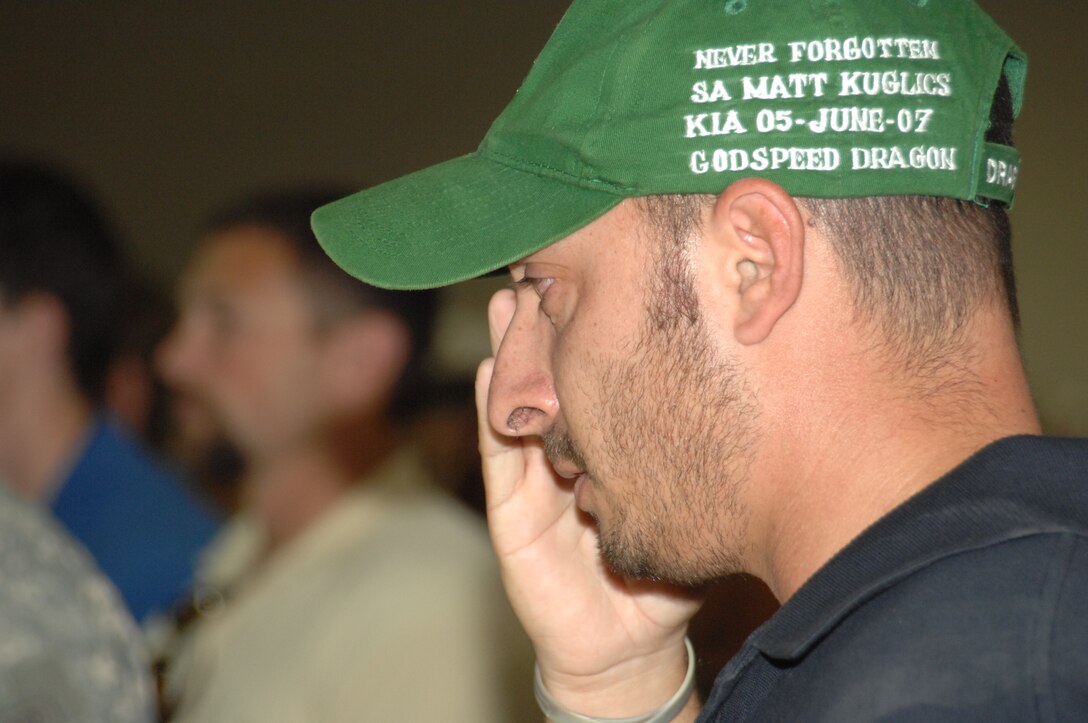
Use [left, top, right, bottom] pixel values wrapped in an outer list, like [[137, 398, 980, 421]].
[[752, 307, 1040, 602], [243, 415, 399, 553]]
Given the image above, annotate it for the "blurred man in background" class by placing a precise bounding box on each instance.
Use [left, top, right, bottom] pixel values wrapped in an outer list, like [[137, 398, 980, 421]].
[[156, 188, 533, 722], [0, 159, 220, 622]]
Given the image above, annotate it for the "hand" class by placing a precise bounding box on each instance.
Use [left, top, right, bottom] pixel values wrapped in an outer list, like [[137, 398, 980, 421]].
[[476, 289, 703, 719]]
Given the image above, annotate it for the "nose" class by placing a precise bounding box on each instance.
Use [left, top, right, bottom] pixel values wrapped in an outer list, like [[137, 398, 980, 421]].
[[486, 289, 559, 438], [155, 314, 207, 391]]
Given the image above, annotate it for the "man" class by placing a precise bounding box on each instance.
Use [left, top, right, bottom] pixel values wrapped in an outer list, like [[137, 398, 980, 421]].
[[310, 1, 1088, 721], [156, 189, 534, 722], [0, 159, 220, 622]]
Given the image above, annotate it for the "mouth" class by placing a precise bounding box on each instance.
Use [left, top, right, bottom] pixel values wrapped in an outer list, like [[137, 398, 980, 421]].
[[541, 425, 593, 508], [573, 473, 589, 505], [544, 458, 592, 507], [547, 456, 589, 502], [542, 426, 588, 473], [549, 460, 585, 480]]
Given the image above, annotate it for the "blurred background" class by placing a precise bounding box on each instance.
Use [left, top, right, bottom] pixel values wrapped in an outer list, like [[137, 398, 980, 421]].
[[1, 0, 1084, 434]]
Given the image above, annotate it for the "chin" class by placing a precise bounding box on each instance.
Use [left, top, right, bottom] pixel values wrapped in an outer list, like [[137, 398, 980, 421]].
[[598, 522, 727, 587]]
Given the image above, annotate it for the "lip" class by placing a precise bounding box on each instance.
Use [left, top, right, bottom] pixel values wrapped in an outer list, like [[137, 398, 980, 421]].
[[573, 473, 589, 509], [550, 461, 584, 480]]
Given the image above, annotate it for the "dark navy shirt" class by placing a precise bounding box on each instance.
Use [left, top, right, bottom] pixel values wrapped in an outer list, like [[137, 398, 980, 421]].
[[51, 417, 220, 621], [699, 436, 1088, 722]]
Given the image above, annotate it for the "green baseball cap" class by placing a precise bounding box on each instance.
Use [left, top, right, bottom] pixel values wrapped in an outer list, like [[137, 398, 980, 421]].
[[313, 0, 1026, 290]]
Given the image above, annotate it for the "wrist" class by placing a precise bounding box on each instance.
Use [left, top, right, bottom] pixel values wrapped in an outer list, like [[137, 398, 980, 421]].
[[534, 638, 697, 723]]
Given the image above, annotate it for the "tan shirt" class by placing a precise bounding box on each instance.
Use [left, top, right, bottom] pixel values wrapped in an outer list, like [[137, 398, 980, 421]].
[[165, 447, 534, 722]]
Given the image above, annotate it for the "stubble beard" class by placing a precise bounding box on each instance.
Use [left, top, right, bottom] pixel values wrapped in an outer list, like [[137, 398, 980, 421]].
[[545, 230, 759, 587]]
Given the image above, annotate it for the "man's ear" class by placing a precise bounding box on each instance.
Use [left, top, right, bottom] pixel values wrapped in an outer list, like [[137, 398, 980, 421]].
[[703, 178, 806, 345], [321, 311, 409, 413]]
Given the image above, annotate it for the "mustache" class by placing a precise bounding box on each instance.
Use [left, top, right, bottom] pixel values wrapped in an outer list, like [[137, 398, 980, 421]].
[[542, 427, 588, 472]]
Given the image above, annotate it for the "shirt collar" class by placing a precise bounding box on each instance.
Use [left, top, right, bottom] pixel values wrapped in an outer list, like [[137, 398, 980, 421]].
[[750, 435, 1088, 660]]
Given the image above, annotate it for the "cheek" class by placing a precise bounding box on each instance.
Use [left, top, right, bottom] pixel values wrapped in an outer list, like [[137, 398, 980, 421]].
[[214, 360, 317, 446], [550, 329, 584, 408], [204, 339, 286, 421], [553, 294, 642, 376], [549, 283, 647, 430], [208, 343, 260, 393], [550, 324, 613, 443]]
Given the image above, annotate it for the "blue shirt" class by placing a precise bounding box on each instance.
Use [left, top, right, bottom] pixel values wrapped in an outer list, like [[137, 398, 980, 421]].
[[51, 417, 220, 621], [699, 435, 1088, 722]]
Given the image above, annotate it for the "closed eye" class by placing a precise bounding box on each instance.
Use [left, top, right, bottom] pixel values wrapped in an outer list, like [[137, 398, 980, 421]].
[[511, 275, 555, 300]]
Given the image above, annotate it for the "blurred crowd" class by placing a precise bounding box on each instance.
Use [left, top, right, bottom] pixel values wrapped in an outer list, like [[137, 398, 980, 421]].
[[0, 157, 776, 721]]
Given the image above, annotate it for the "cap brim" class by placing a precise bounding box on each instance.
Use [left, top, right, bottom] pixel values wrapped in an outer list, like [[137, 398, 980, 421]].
[[312, 152, 624, 290]]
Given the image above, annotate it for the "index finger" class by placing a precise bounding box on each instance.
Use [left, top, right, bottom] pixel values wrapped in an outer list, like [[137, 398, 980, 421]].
[[488, 288, 516, 357]]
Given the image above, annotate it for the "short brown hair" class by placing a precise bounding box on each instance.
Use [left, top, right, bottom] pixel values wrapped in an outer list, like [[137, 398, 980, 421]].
[[639, 192, 1016, 378], [800, 196, 1015, 361]]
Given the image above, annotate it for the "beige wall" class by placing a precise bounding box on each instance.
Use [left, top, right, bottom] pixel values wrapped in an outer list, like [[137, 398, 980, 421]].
[[981, 1, 1088, 435], [1, 1, 1084, 433]]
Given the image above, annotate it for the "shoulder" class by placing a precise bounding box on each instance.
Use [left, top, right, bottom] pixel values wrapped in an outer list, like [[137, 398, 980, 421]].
[[780, 532, 1088, 720], [351, 446, 495, 570], [0, 488, 155, 722], [1043, 534, 1088, 718], [335, 484, 497, 599]]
